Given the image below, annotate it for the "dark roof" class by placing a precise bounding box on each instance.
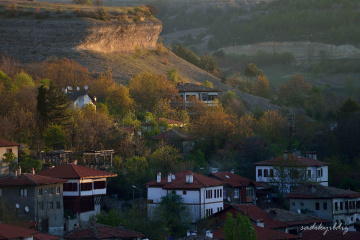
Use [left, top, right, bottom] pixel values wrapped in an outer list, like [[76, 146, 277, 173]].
[[67, 91, 96, 102], [155, 118, 184, 125], [37, 164, 117, 179], [264, 208, 332, 226], [151, 129, 196, 141], [177, 83, 220, 93], [287, 184, 360, 199], [302, 230, 360, 240], [212, 225, 301, 240], [0, 173, 66, 186], [0, 223, 38, 239], [64, 223, 145, 239], [145, 170, 225, 190], [0, 139, 20, 147], [211, 172, 261, 188], [254, 155, 329, 167]]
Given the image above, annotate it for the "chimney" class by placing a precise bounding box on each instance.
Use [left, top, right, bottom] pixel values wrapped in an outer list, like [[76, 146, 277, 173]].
[[205, 230, 213, 238], [18, 166, 21, 175], [230, 169, 235, 174], [157, 172, 162, 183], [13, 169, 17, 179], [283, 150, 288, 160], [31, 168, 35, 175], [256, 220, 264, 228], [189, 174, 193, 183], [168, 173, 172, 183]]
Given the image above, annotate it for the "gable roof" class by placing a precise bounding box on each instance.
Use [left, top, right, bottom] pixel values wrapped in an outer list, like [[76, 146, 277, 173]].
[[151, 129, 196, 141], [254, 155, 329, 167], [211, 172, 261, 188], [0, 173, 66, 187], [145, 170, 225, 190], [0, 139, 20, 147], [286, 184, 360, 199], [67, 91, 96, 103], [177, 83, 220, 93], [64, 223, 145, 239], [37, 164, 117, 179], [0, 223, 38, 239]]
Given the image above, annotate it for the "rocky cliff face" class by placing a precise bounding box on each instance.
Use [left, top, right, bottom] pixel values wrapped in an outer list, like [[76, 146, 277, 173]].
[[0, 18, 162, 62]]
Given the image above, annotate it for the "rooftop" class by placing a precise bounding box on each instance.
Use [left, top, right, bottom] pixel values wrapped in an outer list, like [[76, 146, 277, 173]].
[[145, 170, 224, 190], [254, 155, 329, 167], [37, 163, 117, 179], [302, 230, 360, 240], [151, 129, 196, 141], [0, 139, 20, 147], [287, 184, 360, 199], [0, 223, 38, 239], [211, 171, 260, 188], [0, 173, 66, 186], [67, 90, 96, 103], [177, 83, 220, 93]]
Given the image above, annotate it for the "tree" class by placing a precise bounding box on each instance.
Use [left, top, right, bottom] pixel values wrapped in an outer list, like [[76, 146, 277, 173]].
[[224, 212, 258, 240], [1, 152, 17, 175], [256, 110, 287, 145], [172, 44, 201, 67], [254, 75, 270, 98], [166, 68, 179, 84], [244, 63, 261, 81], [339, 97, 360, 117], [278, 75, 312, 107], [106, 84, 134, 117], [200, 55, 221, 77], [149, 144, 183, 174], [90, 209, 121, 227], [43, 124, 67, 150], [10, 72, 35, 93]]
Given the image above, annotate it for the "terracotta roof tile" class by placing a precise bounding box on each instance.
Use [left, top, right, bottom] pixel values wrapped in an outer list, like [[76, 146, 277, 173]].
[[64, 224, 145, 239], [254, 155, 329, 167], [177, 83, 220, 92], [0, 173, 66, 186], [302, 230, 360, 240], [37, 164, 117, 179], [33, 233, 60, 240], [211, 172, 260, 187], [286, 184, 360, 199], [0, 139, 20, 147], [151, 129, 196, 141], [0, 223, 38, 239], [145, 170, 225, 189]]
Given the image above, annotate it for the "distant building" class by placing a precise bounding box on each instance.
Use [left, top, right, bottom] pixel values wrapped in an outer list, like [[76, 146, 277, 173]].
[[144, 171, 224, 222], [210, 171, 259, 205], [0, 167, 66, 235], [151, 129, 196, 154], [287, 184, 360, 228], [0, 139, 20, 176], [176, 83, 220, 105], [65, 87, 96, 110], [37, 164, 117, 229], [254, 151, 329, 194]]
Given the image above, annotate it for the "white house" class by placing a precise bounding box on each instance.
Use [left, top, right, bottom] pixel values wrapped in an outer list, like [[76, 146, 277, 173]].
[[0, 139, 20, 176], [176, 83, 220, 104], [254, 152, 329, 195], [66, 88, 96, 110], [37, 163, 117, 229], [287, 184, 360, 228], [145, 170, 224, 222]]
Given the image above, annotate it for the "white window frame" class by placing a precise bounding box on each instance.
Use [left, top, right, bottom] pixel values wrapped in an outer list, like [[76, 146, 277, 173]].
[[234, 189, 239, 199]]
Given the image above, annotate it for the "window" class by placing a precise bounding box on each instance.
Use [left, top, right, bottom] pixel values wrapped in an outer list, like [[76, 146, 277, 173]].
[[49, 202, 54, 210], [94, 181, 106, 189], [217, 189, 220, 198], [183, 191, 187, 195], [234, 189, 239, 199], [258, 169, 262, 177], [264, 169, 269, 177], [81, 182, 92, 191], [220, 189, 222, 198], [56, 186, 61, 194], [223, 189, 226, 199], [38, 202, 44, 211], [49, 187, 54, 195], [6, 148, 12, 153], [246, 187, 254, 197], [270, 169, 274, 177], [316, 202, 320, 210], [301, 202, 304, 207], [211, 189, 212, 198], [324, 202, 327, 210], [308, 170, 311, 177], [210, 208, 213, 215], [214, 189, 217, 198], [38, 188, 43, 195], [56, 201, 61, 209], [357, 201, 360, 209], [317, 170, 321, 177], [20, 188, 28, 197], [340, 202, 343, 210], [208, 95, 217, 101], [345, 201, 348, 210], [63, 183, 77, 192]]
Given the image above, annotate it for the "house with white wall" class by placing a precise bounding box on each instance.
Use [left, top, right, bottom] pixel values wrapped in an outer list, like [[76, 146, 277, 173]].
[[145, 170, 224, 222], [176, 83, 220, 105], [254, 152, 329, 195], [287, 184, 360, 229], [37, 163, 116, 230], [66, 88, 96, 110], [0, 139, 20, 176]]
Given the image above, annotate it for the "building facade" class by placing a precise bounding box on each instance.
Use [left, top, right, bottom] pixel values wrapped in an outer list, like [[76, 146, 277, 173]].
[[0, 139, 20, 176], [145, 171, 224, 222], [176, 83, 220, 105]]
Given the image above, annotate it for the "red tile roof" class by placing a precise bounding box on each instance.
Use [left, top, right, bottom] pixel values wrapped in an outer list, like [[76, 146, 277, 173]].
[[37, 164, 117, 179], [64, 224, 145, 239], [151, 129, 196, 141], [0, 223, 38, 239], [211, 172, 261, 188], [0, 139, 20, 147], [212, 225, 301, 240], [145, 170, 225, 190], [0, 173, 66, 186], [254, 155, 329, 167], [33, 233, 60, 240], [302, 230, 360, 240], [287, 184, 360, 199]]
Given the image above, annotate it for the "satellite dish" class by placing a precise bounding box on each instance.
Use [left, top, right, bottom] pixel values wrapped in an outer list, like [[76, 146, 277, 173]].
[[172, 175, 175, 179], [84, 86, 88, 90], [297, 209, 301, 214], [16, 204, 20, 209], [227, 197, 230, 202], [68, 86, 72, 91], [25, 206, 29, 212], [76, 86, 80, 91], [225, 175, 230, 179]]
